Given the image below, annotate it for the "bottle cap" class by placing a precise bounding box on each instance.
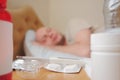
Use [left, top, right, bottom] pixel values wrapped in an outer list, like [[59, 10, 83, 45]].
[[91, 32, 120, 52], [0, 0, 6, 9], [0, 0, 12, 22]]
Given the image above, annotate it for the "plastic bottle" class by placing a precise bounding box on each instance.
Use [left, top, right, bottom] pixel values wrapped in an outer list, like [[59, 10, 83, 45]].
[[103, 0, 120, 30], [0, 0, 13, 80], [91, 0, 120, 80], [91, 33, 120, 80]]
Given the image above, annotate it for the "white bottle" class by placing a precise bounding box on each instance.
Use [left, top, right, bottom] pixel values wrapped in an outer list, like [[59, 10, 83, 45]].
[[91, 33, 120, 80], [0, 0, 13, 80]]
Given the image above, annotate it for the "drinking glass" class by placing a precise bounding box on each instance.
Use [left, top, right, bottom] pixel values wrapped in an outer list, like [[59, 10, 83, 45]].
[[12, 58, 44, 79]]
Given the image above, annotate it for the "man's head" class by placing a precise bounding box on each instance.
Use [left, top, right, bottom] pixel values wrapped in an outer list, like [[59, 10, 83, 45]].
[[35, 27, 66, 46]]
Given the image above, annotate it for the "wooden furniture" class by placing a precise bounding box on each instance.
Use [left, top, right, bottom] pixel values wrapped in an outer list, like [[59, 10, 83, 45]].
[[8, 6, 43, 60], [12, 68, 90, 80]]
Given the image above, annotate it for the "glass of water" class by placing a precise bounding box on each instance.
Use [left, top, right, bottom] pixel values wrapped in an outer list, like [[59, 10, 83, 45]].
[[12, 57, 44, 79]]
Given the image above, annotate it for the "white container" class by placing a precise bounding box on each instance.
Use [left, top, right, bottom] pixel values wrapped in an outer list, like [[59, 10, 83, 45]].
[[0, 20, 13, 80], [0, 0, 13, 80], [91, 33, 120, 80]]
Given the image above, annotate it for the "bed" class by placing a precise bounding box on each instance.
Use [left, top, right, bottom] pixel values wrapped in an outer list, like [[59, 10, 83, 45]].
[[10, 6, 94, 77], [8, 6, 43, 60], [10, 6, 93, 60], [10, 6, 82, 60]]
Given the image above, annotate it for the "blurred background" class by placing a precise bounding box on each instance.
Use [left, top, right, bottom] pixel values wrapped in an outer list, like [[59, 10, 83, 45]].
[[7, 0, 104, 34]]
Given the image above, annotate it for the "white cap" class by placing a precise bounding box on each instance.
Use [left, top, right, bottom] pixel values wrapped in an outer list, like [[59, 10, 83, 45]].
[[91, 32, 120, 52]]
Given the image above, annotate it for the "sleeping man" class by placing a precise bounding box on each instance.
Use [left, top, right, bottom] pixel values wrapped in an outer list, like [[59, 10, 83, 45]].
[[33, 26, 94, 58]]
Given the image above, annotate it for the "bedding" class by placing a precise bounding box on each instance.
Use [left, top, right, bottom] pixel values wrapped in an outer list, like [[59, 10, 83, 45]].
[[24, 30, 82, 59], [66, 19, 92, 44], [24, 19, 100, 59], [66, 19, 102, 45]]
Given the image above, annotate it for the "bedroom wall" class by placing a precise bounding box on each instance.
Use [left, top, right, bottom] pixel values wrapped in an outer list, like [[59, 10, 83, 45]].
[[7, 0, 49, 27], [7, 0, 104, 33], [49, 0, 104, 33]]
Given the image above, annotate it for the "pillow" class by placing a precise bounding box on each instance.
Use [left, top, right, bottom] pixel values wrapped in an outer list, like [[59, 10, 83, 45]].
[[24, 30, 82, 59], [66, 19, 104, 44], [66, 19, 92, 44]]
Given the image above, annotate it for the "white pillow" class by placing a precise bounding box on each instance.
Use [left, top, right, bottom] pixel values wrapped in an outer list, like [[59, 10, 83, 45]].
[[24, 30, 81, 59], [66, 19, 104, 44]]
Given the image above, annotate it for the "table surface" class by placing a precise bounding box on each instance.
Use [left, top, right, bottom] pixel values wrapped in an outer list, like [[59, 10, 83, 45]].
[[12, 68, 90, 80]]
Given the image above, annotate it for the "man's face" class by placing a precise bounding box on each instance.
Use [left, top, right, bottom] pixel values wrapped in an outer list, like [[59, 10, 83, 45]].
[[36, 27, 65, 46]]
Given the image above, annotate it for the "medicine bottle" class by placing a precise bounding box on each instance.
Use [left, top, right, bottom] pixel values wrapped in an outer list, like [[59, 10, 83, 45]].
[[0, 0, 13, 80], [91, 33, 120, 80]]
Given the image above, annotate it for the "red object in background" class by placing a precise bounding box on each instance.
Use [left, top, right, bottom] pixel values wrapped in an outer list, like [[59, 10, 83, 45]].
[[0, 72, 12, 80], [0, 0, 11, 22], [0, 10, 12, 22], [0, 0, 6, 9], [0, 0, 13, 80]]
